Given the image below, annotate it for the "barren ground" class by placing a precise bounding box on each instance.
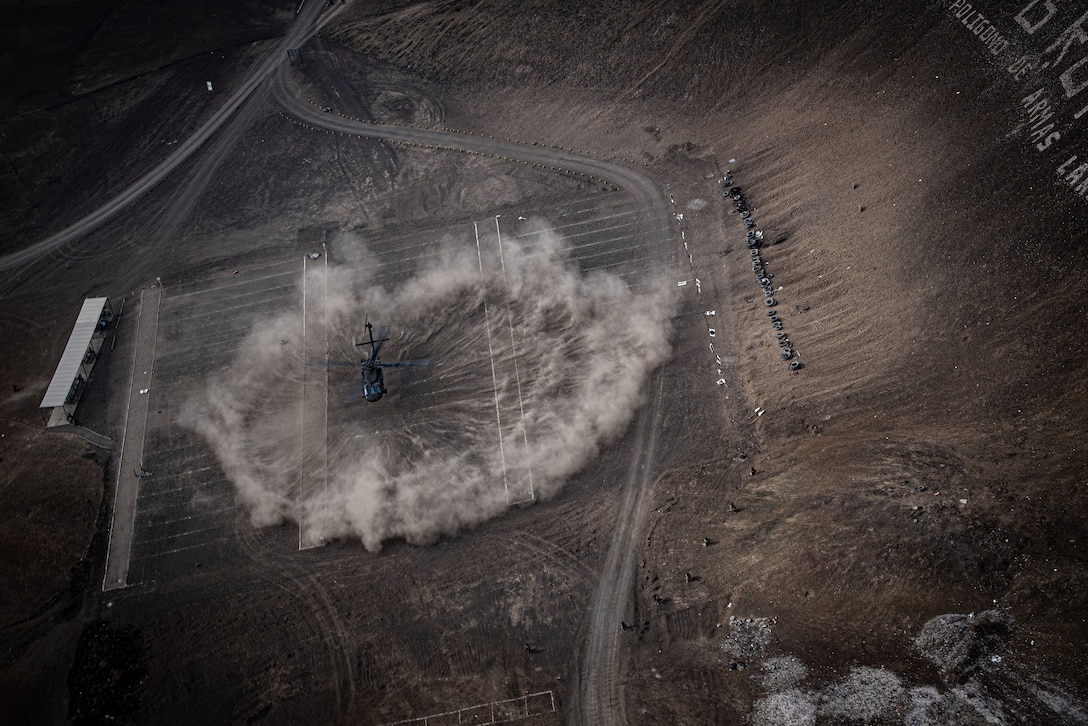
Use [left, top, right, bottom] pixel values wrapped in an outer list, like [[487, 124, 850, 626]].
[[1, 1, 1086, 724]]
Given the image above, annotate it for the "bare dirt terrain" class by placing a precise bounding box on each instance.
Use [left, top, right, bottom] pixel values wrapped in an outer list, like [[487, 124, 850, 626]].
[[1, 0, 1086, 724]]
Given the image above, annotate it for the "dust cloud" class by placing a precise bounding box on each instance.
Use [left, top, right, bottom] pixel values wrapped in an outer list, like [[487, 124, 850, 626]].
[[183, 222, 674, 550]]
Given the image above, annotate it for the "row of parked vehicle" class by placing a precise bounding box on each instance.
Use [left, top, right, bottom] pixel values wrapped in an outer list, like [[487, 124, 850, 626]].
[[723, 170, 804, 372]]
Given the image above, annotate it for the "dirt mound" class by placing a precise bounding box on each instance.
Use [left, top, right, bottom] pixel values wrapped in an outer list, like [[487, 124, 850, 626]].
[[914, 610, 1014, 685]]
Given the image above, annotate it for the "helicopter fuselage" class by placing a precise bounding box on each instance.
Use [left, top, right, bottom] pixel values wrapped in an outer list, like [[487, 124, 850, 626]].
[[352, 320, 428, 403], [362, 362, 385, 402]]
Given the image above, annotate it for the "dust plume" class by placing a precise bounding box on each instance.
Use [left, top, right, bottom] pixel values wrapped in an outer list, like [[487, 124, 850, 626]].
[[183, 222, 674, 550]]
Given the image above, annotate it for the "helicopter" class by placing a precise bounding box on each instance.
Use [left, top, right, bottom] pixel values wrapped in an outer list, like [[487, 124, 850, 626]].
[[353, 321, 431, 402], [308, 321, 430, 402]]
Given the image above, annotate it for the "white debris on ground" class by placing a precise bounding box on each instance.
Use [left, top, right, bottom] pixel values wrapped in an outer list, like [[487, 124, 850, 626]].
[[719, 615, 772, 661], [751, 664, 1002, 726], [760, 656, 808, 691], [817, 667, 905, 722], [750, 689, 817, 726], [1032, 684, 1088, 723], [736, 611, 1085, 725]]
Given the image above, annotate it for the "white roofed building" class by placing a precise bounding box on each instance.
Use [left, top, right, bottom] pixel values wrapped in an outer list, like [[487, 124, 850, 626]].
[[40, 297, 113, 427]]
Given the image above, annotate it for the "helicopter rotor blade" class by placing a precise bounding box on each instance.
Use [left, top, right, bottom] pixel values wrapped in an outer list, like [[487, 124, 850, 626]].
[[370, 325, 391, 359], [378, 359, 431, 368], [355, 325, 391, 350], [306, 357, 358, 367]]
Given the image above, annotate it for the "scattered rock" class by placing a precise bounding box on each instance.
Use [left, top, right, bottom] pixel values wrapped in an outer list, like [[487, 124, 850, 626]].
[[721, 615, 772, 658]]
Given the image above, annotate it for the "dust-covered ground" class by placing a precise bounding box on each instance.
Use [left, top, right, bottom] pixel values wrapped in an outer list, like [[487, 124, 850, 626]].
[[186, 224, 674, 550], [1, 0, 1087, 724]]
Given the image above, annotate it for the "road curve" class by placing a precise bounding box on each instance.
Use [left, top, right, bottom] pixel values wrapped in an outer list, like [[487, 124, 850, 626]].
[[274, 82, 673, 726], [272, 81, 673, 260], [0, 0, 327, 275]]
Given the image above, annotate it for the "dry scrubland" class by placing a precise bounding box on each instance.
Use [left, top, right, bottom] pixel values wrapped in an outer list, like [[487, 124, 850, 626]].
[[0, 0, 1085, 723]]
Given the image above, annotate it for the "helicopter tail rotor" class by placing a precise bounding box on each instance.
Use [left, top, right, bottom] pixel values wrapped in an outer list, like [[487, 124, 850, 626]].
[[355, 320, 390, 360]]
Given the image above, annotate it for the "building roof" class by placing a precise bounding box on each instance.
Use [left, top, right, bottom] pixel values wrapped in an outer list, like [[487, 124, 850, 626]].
[[40, 297, 109, 409]]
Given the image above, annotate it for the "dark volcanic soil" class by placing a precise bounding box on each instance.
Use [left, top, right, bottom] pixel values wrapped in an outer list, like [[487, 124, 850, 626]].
[[1, 0, 1086, 724]]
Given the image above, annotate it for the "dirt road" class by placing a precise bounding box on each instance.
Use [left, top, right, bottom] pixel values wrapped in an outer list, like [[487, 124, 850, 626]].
[[272, 77, 673, 258], [570, 373, 667, 726]]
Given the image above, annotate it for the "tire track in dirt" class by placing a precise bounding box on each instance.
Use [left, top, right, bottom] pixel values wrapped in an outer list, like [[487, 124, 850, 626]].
[[570, 373, 667, 726], [623, 0, 724, 98], [236, 525, 358, 717], [275, 79, 675, 724]]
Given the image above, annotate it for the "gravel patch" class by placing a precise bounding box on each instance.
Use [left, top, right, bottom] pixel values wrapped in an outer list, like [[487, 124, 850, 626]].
[[750, 689, 817, 726], [818, 666, 905, 722], [720, 615, 772, 663], [760, 656, 808, 691]]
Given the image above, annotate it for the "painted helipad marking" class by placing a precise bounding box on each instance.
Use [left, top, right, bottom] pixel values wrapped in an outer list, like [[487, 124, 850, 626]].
[[518, 219, 641, 251], [122, 250, 313, 581], [494, 215, 535, 503], [511, 205, 637, 238], [382, 689, 555, 726], [135, 465, 215, 486], [162, 283, 298, 324], [135, 521, 232, 547], [575, 238, 654, 264], [168, 266, 300, 300], [323, 241, 329, 501], [167, 275, 298, 310], [299, 249, 330, 551], [130, 534, 235, 562], [475, 221, 510, 500], [103, 284, 163, 592], [301, 254, 308, 547], [582, 253, 659, 274]]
